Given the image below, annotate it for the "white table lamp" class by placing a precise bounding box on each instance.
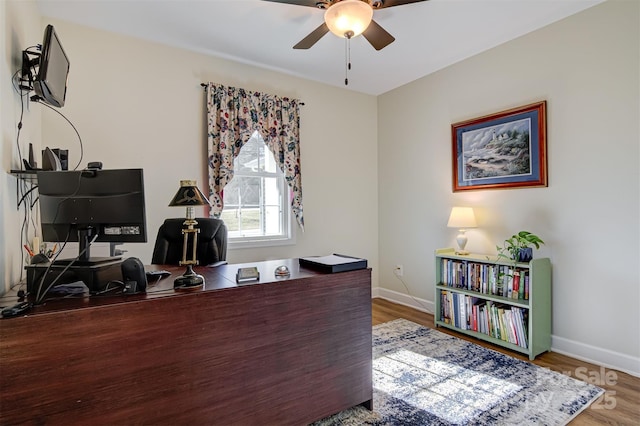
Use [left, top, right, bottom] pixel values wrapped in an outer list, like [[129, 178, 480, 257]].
[[447, 207, 477, 255]]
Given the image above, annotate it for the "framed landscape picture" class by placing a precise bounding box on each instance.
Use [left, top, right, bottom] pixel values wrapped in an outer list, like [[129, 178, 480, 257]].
[[452, 101, 547, 192]]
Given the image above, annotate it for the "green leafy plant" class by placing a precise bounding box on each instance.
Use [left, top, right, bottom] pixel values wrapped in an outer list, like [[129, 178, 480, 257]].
[[496, 231, 545, 263]]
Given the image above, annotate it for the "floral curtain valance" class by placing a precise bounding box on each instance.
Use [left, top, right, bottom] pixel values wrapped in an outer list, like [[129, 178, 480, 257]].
[[205, 83, 304, 230]]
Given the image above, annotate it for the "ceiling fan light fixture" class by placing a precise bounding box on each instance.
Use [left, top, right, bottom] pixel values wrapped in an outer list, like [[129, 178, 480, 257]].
[[324, 0, 374, 38]]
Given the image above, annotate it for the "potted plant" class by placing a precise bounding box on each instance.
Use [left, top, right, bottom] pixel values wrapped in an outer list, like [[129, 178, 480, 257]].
[[496, 231, 545, 264]]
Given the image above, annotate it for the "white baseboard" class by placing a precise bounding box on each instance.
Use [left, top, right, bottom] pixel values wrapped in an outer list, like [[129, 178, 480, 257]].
[[373, 288, 640, 378], [373, 287, 434, 314], [552, 335, 640, 378]]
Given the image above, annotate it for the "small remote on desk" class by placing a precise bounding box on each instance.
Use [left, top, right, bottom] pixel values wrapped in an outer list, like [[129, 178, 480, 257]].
[[1, 302, 32, 318]]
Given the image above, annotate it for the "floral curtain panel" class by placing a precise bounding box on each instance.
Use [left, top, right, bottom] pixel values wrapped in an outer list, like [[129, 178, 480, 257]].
[[205, 83, 304, 230]]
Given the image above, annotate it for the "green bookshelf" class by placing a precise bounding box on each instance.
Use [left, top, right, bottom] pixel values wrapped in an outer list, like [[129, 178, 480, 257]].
[[434, 248, 551, 360]]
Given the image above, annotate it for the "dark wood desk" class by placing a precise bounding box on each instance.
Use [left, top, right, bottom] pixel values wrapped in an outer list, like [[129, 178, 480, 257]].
[[0, 259, 372, 425]]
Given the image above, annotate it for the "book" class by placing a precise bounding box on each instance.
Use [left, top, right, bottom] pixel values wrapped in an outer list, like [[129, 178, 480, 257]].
[[299, 254, 367, 273], [452, 293, 459, 328], [517, 270, 525, 299], [507, 272, 513, 299], [512, 271, 520, 299]]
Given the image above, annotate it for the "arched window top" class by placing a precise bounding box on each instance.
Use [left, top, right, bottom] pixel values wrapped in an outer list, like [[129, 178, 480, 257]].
[[205, 83, 304, 231]]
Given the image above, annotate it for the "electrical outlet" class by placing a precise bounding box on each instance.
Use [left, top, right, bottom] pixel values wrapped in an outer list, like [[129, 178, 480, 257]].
[[394, 265, 403, 277]]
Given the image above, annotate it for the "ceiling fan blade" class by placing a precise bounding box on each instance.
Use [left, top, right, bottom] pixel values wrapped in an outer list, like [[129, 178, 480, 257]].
[[261, 0, 324, 8], [374, 0, 428, 8], [362, 20, 395, 51], [293, 22, 330, 49], [261, 0, 429, 8]]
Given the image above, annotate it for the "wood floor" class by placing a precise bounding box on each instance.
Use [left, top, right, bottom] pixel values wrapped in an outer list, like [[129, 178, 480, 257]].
[[372, 298, 640, 425]]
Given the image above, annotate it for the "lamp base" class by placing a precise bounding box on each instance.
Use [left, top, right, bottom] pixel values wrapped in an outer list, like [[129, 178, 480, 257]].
[[455, 230, 469, 256], [174, 265, 205, 291]]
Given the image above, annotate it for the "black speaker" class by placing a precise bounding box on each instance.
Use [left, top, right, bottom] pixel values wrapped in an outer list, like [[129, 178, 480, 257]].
[[28, 143, 37, 169], [121, 257, 147, 293], [52, 148, 69, 170], [41, 147, 61, 171]]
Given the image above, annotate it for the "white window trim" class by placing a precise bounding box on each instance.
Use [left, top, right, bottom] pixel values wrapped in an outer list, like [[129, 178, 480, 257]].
[[228, 226, 296, 250], [224, 133, 296, 249]]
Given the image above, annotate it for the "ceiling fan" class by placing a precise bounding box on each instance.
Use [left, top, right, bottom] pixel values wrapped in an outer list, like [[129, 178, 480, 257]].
[[263, 0, 428, 51]]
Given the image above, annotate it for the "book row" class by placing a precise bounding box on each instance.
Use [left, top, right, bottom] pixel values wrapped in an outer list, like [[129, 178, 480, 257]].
[[440, 259, 530, 300], [439, 290, 529, 349]]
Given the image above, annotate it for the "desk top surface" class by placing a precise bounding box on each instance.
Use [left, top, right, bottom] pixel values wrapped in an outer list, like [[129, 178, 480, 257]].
[[1, 258, 370, 318]]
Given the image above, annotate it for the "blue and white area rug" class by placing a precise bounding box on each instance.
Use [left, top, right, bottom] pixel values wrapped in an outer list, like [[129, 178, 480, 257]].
[[314, 319, 603, 425]]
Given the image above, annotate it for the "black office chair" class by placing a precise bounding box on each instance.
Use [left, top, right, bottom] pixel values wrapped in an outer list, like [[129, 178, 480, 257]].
[[151, 218, 228, 266]]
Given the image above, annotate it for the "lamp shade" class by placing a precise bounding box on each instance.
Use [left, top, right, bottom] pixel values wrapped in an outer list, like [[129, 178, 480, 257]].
[[169, 180, 211, 207], [324, 0, 373, 38], [447, 207, 477, 229]]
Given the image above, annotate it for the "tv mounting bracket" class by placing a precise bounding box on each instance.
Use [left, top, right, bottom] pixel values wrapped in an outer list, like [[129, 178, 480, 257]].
[[19, 48, 41, 92]]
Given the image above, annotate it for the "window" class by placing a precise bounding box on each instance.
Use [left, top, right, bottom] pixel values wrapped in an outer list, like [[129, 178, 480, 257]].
[[220, 131, 294, 248]]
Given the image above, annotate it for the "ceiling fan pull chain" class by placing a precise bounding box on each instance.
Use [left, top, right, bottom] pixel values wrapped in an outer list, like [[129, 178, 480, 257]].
[[344, 31, 354, 86], [344, 35, 348, 85]]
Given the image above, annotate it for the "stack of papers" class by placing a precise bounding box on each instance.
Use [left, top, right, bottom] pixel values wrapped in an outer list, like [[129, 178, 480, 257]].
[[299, 254, 367, 273]]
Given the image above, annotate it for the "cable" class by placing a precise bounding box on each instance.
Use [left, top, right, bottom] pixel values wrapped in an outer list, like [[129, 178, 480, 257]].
[[9, 51, 66, 287], [33, 171, 86, 303], [16, 171, 37, 287], [12, 69, 27, 165], [33, 100, 84, 170], [50, 171, 84, 233], [393, 273, 432, 312], [16, 185, 37, 209], [35, 232, 99, 304], [12, 60, 39, 285], [33, 230, 71, 304], [92, 281, 126, 296], [13, 45, 41, 96], [11, 45, 42, 166]]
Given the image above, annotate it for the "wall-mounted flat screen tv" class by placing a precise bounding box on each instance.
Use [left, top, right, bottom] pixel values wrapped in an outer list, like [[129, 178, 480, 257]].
[[33, 24, 70, 108]]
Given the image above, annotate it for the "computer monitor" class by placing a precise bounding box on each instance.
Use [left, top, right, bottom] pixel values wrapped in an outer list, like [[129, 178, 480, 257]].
[[37, 169, 147, 265], [33, 24, 70, 108]]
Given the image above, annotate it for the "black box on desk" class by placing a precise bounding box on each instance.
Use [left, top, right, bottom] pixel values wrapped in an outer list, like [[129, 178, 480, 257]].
[[299, 254, 367, 273], [26, 260, 122, 296]]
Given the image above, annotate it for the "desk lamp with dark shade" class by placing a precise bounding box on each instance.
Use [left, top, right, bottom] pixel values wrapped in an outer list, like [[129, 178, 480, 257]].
[[169, 180, 211, 290]]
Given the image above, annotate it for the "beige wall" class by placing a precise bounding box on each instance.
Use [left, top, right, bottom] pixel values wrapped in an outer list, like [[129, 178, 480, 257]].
[[378, 0, 639, 374], [2, 0, 638, 376], [1, 0, 43, 288], [1, 16, 379, 289]]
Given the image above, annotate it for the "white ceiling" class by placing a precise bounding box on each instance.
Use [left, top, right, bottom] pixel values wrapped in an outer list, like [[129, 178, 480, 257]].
[[35, 0, 604, 95]]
